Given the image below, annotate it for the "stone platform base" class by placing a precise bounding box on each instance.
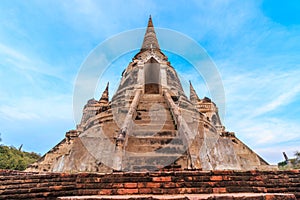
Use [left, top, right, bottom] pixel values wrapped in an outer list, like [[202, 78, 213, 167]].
[[59, 193, 296, 200], [1, 170, 299, 199]]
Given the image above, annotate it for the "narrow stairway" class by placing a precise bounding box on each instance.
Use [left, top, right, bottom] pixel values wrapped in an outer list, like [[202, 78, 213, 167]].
[[123, 94, 187, 171]]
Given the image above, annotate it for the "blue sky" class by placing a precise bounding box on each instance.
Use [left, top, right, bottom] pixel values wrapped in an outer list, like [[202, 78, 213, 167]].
[[0, 0, 300, 164]]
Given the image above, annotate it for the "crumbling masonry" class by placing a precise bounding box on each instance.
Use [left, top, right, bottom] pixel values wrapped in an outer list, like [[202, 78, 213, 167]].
[[26, 17, 274, 173]]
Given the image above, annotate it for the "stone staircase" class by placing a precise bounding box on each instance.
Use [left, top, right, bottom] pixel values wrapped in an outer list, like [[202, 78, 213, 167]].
[[123, 94, 187, 171]]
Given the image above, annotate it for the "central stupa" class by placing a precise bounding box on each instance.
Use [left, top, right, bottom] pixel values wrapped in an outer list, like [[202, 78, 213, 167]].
[[27, 17, 272, 172]]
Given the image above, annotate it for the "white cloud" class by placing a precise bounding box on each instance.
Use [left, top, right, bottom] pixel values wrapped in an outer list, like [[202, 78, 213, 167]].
[[0, 95, 73, 122], [228, 116, 300, 164], [59, 0, 157, 37], [0, 42, 69, 82], [252, 84, 300, 117], [0, 105, 39, 121], [218, 60, 300, 164], [0, 43, 29, 63], [222, 67, 300, 118], [256, 144, 299, 164]]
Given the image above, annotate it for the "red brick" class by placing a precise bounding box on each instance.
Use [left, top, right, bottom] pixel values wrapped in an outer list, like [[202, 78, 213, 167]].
[[95, 177, 101, 182], [162, 182, 176, 188], [213, 170, 234, 174], [124, 183, 137, 188], [112, 183, 123, 188], [210, 176, 223, 181], [146, 182, 161, 188], [290, 169, 300, 173], [137, 182, 146, 188], [252, 175, 263, 181], [153, 176, 172, 182], [50, 185, 63, 190], [164, 188, 181, 194], [208, 182, 217, 186], [213, 187, 227, 193], [180, 188, 193, 194], [117, 188, 138, 195], [193, 187, 213, 193], [152, 187, 164, 194], [179, 187, 205, 194], [98, 189, 112, 195], [265, 194, 275, 200], [175, 182, 185, 187], [60, 173, 71, 177], [222, 176, 231, 181], [250, 170, 259, 175], [138, 188, 152, 194]]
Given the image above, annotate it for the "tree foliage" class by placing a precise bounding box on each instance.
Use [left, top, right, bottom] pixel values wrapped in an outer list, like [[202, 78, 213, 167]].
[[278, 151, 300, 170], [294, 151, 300, 168], [0, 145, 41, 170]]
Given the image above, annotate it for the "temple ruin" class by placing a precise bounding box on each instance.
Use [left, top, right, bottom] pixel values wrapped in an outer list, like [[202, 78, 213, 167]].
[[26, 17, 274, 173]]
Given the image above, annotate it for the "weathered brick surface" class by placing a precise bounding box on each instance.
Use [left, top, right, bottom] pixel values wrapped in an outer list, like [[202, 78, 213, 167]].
[[0, 169, 299, 199]]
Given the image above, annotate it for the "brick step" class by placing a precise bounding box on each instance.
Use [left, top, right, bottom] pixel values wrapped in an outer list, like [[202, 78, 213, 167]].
[[136, 109, 172, 113], [127, 137, 184, 146], [133, 119, 174, 124], [1, 169, 300, 199], [129, 164, 182, 171], [133, 124, 176, 131], [137, 101, 168, 105], [58, 193, 297, 200], [137, 105, 168, 110], [136, 106, 169, 111], [131, 130, 177, 137], [140, 95, 165, 99], [136, 108, 169, 113], [127, 165, 161, 171], [140, 94, 165, 100], [135, 114, 173, 120], [125, 144, 186, 153], [124, 155, 182, 166], [137, 102, 166, 106], [155, 146, 186, 154]]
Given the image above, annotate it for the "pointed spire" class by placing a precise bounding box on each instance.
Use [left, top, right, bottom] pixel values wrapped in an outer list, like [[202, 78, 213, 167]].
[[99, 82, 109, 103], [147, 15, 154, 27], [189, 81, 200, 104], [141, 15, 160, 51]]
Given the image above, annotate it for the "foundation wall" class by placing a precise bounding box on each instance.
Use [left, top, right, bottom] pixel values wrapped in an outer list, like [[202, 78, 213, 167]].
[[0, 169, 299, 199]]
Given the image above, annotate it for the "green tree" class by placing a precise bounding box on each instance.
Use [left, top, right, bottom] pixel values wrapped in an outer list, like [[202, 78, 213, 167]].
[[0, 145, 41, 171], [294, 151, 300, 168], [278, 151, 300, 170]]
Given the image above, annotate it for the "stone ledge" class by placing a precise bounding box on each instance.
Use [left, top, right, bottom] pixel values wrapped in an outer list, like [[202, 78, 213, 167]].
[[1, 170, 299, 199], [58, 193, 296, 200]]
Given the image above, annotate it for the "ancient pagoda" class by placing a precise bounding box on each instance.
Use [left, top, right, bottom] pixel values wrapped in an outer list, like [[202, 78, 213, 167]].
[[27, 17, 272, 173]]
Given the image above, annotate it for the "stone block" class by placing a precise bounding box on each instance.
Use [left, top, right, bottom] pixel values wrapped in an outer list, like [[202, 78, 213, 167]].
[[210, 176, 223, 181], [152, 176, 172, 182]]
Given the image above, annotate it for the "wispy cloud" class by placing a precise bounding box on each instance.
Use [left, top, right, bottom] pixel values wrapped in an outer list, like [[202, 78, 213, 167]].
[[256, 144, 299, 164], [0, 43, 29, 63], [223, 69, 300, 112], [0, 43, 70, 81], [252, 84, 300, 117], [0, 105, 39, 121], [221, 66, 300, 164], [58, 0, 158, 37], [0, 95, 73, 122]]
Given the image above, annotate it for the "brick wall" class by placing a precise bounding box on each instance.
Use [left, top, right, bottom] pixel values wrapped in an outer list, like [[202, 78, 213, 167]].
[[0, 169, 299, 199]]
